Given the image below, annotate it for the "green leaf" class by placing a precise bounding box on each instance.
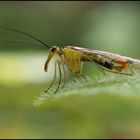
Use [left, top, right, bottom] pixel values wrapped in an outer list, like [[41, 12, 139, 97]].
[[33, 73, 140, 106]]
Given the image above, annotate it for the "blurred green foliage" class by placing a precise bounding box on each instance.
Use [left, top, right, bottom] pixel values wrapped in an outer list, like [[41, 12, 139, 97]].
[[1, 75, 140, 138], [0, 1, 140, 139]]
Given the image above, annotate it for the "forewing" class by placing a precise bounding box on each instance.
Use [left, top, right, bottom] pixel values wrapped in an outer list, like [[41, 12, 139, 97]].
[[68, 46, 132, 63]]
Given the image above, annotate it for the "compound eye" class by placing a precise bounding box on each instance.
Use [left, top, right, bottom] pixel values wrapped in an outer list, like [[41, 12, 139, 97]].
[[51, 47, 56, 52]]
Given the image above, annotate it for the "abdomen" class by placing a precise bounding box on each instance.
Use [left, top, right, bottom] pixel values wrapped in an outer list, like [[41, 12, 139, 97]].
[[81, 53, 114, 70]]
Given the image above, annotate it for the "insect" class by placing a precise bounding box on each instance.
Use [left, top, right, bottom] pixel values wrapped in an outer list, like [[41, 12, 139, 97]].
[[0, 26, 140, 95]]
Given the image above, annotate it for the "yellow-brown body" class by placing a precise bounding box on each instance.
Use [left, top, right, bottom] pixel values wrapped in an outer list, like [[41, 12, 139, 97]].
[[44, 46, 129, 75]]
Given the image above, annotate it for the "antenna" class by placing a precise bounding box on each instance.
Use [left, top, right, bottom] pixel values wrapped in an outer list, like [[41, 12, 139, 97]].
[[0, 26, 50, 49]]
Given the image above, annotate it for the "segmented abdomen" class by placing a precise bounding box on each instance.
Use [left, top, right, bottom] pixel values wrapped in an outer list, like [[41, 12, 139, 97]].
[[95, 56, 113, 69], [81, 54, 114, 70]]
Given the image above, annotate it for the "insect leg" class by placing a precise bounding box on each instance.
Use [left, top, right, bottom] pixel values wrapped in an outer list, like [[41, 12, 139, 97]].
[[60, 64, 67, 89], [101, 67, 132, 76], [44, 61, 57, 93], [83, 55, 107, 75], [53, 61, 62, 94], [85, 54, 132, 76], [94, 61, 132, 76]]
